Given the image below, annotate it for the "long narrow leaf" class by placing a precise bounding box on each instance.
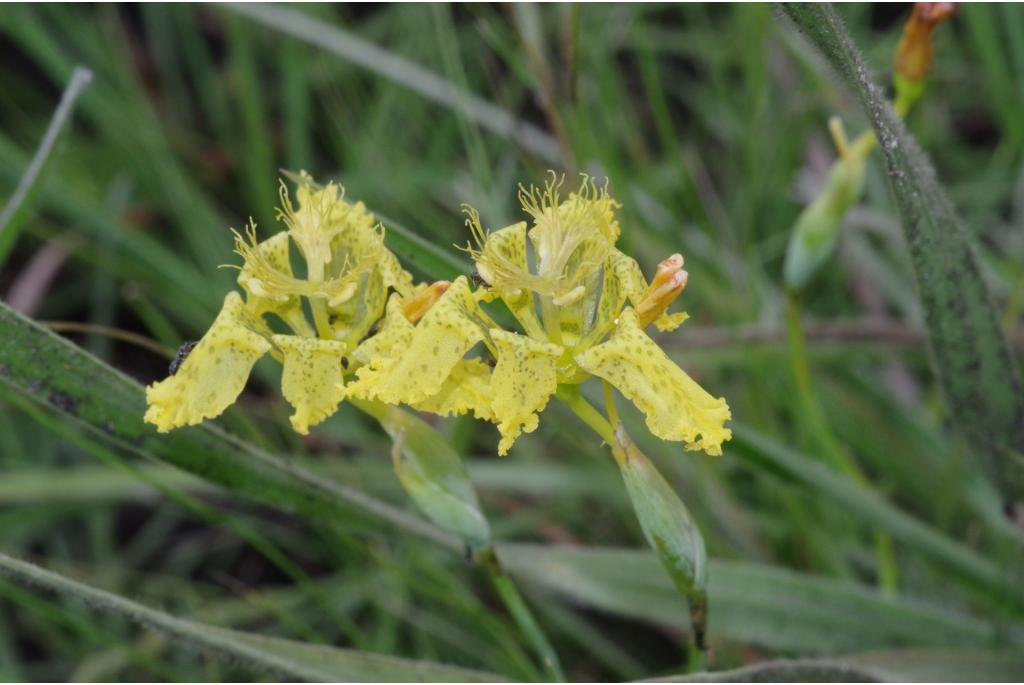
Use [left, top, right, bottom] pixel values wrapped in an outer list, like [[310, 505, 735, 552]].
[[500, 544, 1022, 655], [779, 3, 1024, 506], [0, 551, 501, 682], [0, 66, 91, 267], [730, 424, 1023, 609], [225, 3, 558, 163], [0, 299, 457, 551], [656, 649, 1024, 682], [3, 300, 1019, 655]]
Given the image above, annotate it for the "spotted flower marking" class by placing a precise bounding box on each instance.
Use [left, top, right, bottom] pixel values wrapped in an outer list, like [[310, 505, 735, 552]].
[[145, 173, 420, 435], [351, 173, 732, 456]]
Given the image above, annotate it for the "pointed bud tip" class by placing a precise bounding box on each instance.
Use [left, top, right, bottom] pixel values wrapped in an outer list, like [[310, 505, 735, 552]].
[[917, 2, 955, 23]]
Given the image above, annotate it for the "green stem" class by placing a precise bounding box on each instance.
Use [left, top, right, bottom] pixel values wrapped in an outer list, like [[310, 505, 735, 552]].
[[355, 397, 563, 678], [786, 292, 899, 592], [602, 380, 621, 427], [555, 383, 617, 448], [479, 548, 565, 682]]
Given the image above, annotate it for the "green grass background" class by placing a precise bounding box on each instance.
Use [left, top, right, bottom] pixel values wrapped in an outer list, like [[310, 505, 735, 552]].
[[0, 3, 1023, 681]]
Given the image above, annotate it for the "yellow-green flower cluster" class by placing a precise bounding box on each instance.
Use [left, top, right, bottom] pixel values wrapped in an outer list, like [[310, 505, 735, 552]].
[[145, 172, 731, 459], [145, 173, 415, 434], [345, 174, 731, 456]]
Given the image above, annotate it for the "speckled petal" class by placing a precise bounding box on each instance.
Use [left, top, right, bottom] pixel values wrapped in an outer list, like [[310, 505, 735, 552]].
[[575, 308, 731, 456], [145, 292, 271, 432], [489, 329, 562, 456], [351, 293, 414, 366], [328, 200, 414, 296], [237, 232, 315, 336], [413, 358, 495, 421], [273, 335, 348, 434], [611, 249, 648, 309], [346, 276, 487, 406], [482, 222, 544, 339]]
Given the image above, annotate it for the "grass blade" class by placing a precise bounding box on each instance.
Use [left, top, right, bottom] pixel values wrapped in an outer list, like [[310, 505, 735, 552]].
[[779, 3, 1024, 509], [500, 544, 1022, 655], [730, 424, 1023, 609], [0, 551, 502, 682], [656, 649, 1024, 682], [224, 3, 559, 162], [3, 299, 1019, 656], [0, 66, 91, 267]]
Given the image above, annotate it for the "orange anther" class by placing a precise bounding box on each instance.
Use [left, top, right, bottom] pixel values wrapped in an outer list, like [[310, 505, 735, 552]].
[[402, 281, 451, 323]]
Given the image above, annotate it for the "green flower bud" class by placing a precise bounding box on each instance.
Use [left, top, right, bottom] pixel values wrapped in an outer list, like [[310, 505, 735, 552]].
[[614, 425, 709, 649], [784, 117, 871, 291], [367, 402, 491, 549]]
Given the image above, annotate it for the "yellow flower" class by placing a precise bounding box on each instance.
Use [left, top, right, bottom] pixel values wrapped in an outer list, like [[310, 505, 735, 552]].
[[348, 174, 731, 456], [144, 291, 272, 432], [346, 277, 498, 422], [145, 173, 416, 435]]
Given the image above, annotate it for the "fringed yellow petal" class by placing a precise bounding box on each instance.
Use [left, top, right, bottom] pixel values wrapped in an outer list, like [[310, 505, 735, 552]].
[[273, 335, 348, 434], [485, 222, 546, 339], [351, 294, 413, 366], [413, 358, 495, 421], [237, 231, 292, 307], [279, 178, 346, 277], [145, 292, 270, 432], [235, 231, 315, 337], [346, 277, 487, 406], [467, 218, 545, 338], [575, 308, 731, 456], [489, 329, 562, 456], [522, 175, 620, 293]]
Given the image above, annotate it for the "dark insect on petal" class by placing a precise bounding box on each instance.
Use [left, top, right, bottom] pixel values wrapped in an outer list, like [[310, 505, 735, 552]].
[[169, 341, 198, 376]]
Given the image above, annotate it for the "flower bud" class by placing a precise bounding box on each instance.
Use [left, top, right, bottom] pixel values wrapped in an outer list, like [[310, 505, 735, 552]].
[[783, 119, 868, 290], [894, 3, 955, 114], [895, 3, 955, 83], [637, 253, 688, 329], [614, 425, 709, 649], [372, 402, 491, 549], [402, 281, 451, 323]]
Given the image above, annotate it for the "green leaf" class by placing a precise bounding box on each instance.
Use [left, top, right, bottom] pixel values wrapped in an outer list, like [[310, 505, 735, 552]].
[[498, 544, 1023, 655], [0, 464, 213, 505], [0, 551, 501, 682], [377, 211, 473, 282], [0, 298, 458, 552], [3, 299, 1019, 656], [778, 3, 1024, 506], [225, 3, 558, 163], [730, 424, 1024, 610], [0, 65, 91, 267], [655, 649, 1024, 682]]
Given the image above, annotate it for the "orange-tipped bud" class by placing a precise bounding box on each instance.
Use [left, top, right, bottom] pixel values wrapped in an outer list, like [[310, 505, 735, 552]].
[[402, 281, 451, 323], [637, 254, 688, 328], [895, 2, 956, 83]]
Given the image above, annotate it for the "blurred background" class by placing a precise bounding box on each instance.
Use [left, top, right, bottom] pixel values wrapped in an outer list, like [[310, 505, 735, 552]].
[[1, 3, 1023, 681]]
